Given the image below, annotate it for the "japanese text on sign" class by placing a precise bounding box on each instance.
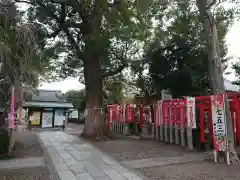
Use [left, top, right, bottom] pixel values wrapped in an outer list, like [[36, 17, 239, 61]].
[[187, 97, 196, 129], [211, 94, 227, 151]]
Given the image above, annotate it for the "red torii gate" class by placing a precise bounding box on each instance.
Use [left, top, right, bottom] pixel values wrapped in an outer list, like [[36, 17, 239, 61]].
[[195, 92, 240, 146]]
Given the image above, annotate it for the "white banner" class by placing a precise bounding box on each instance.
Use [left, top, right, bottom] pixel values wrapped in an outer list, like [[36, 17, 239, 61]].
[[187, 97, 196, 129], [211, 94, 227, 151]]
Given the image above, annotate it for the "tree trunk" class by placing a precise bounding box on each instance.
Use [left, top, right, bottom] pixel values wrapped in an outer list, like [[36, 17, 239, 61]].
[[196, 0, 239, 164], [82, 57, 105, 139]]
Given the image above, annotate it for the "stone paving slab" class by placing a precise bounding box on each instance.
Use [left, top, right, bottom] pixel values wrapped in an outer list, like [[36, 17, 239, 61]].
[[0, 157, 45, 169], [38, 131, 146, 180]]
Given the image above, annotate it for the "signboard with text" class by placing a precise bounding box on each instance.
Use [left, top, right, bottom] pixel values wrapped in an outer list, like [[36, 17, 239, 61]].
[[211, 94, 227, 151], [186, 97, 196, 129]]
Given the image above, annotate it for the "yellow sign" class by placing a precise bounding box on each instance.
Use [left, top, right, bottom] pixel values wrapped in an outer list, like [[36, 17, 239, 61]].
[[29, 111, 40, 125]]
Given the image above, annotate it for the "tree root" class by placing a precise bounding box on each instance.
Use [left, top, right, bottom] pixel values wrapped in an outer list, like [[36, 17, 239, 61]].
[[229, 151, 240, 164], [228, 141, 240, 165]]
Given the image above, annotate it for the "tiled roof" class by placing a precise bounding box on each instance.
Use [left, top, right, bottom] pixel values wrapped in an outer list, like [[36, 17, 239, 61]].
[[30, 89, 66, 102]]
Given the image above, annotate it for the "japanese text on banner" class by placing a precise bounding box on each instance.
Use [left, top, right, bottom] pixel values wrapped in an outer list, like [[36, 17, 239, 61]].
[[211, 94, 227, 151], [187, 97, 196, 129]]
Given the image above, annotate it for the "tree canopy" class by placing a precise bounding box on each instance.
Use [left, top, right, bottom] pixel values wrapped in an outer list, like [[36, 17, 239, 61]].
[[0, 0, 49, 108], [137, 1, 234, 98], [65, 90, 86, 110], [7, 0, 239, 139]]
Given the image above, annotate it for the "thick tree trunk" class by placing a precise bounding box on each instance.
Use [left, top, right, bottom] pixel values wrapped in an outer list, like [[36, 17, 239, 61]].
[[196, 0, 239, 164], [82, 57, 105, 139]]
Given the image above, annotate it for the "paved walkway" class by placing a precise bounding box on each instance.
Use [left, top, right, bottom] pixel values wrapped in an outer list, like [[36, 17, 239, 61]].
[[39, 131, 145, 180]]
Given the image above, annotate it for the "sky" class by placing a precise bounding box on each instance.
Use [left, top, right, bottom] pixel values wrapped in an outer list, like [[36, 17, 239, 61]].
[[17, 3, 238, 93]]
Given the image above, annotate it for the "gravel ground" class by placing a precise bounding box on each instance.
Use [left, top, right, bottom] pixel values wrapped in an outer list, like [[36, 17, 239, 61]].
[[134, 160, 240, 180], [89, 138, 199, 162], [12, 131, 43, 158], [0, 167, 51, 180]]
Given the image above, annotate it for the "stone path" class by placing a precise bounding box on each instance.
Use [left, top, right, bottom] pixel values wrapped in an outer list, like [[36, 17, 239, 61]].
[[39, 131, 146, 180]]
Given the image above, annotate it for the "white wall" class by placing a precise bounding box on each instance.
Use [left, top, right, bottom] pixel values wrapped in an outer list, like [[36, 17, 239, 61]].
[[69, 110, 78, 119], [68, 110, 85, 119], [54, 109, 66, 126]]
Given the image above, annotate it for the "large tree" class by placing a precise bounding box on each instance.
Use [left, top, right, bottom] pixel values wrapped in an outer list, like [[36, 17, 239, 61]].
[[196, 0, 239, 163], [13, 0, 158, 139], [0, 0, 48, 110], [143, 1, 233, 98]]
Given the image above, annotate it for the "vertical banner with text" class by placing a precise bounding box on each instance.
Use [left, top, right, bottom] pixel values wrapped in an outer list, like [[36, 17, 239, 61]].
[[211, 94, 227, 151], [186, 97, 196, 129]]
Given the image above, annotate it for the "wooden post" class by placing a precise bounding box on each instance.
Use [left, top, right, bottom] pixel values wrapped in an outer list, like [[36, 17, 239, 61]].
[[180, 107, 185, 147], [159, 101, 164, 141], [169, 106, 174, 144], [175, 107, 180, 145]]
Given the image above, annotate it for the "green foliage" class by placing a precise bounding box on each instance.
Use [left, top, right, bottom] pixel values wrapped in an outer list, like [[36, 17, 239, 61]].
[[65, 90, 86, 110], [143, 1, 234, 98], [0, 2, 50, 108], [103, 74, 124, 104], [232, 60, 240, 84], [21, 0, 154, 82]]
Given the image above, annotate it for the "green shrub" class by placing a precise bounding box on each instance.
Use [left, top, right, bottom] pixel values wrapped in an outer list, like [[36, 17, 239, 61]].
[[0, 127, 9, 157]]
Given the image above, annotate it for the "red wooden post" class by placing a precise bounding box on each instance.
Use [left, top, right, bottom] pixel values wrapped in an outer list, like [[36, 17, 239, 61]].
[[154, 102, 158, 128], [107, 106, 111, 128], [208, 107, 214, 147], [199, 104, 205, 143], [139, 104, 144, 128], [234, 96, 240, 145]]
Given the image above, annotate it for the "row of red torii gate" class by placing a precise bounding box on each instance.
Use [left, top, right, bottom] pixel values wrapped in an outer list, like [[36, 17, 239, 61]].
[[107, 92, 240, 156]]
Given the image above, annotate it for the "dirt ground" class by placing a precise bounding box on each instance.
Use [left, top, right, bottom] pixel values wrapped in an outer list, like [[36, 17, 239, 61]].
[[90, 138, 199, 162], [0, 130, 51, 180], [0, 167, 51, 180], [12, 131, 43, 158], [134, 160, 240, 180]]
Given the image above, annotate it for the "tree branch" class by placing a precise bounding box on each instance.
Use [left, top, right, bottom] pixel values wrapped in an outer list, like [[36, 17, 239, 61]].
[[15, 0, 83, 59], [102, 63, 128, 78], [207, 0, 217, 9], [48, 0, 89, 24], [63, 28, 83, 59]]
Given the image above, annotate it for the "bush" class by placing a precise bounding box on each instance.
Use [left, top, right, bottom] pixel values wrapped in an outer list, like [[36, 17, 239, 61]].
[[0, 127, 9, 157]]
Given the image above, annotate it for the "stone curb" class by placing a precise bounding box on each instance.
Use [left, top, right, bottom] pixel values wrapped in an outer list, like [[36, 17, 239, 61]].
[[36, 132, 61, 180]]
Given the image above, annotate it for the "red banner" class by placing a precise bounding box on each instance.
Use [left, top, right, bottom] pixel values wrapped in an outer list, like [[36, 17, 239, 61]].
[[162, 101, 171, 124], [161, 100, 186, 125], [118, 105, 123, 122], [112, 106, 117, 120], [139, 104, 144, 128], [107, 106, 112, 128], [125, 104, 134, 123], [154, 102, 158, 128]]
